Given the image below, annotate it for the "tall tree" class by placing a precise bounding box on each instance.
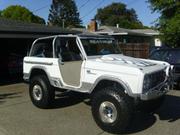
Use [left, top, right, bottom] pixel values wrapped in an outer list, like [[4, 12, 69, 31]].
[[48, 0, 82, 28], [95, 3, 144, 29], [1, 5, 45, 24], [148, 0, 180, 47]]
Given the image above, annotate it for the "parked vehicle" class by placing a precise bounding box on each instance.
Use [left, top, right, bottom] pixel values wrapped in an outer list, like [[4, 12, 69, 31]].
[[8, 53, 23, 75], [149, 47, 180, 88], [23, 34, 173, 133]]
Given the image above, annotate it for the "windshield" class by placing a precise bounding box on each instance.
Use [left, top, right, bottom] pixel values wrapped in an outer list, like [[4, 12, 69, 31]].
[[80, 38, 121, 56]]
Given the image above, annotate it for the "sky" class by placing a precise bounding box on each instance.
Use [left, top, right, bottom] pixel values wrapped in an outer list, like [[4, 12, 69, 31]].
[[0, 0, 160, 27]]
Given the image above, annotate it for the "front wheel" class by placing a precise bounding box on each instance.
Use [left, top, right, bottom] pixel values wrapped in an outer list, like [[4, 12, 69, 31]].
[[29, 75, 55, 109], [91, 87, 133, 133]]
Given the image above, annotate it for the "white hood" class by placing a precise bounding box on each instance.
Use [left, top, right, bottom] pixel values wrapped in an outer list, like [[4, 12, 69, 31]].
[[95, 54, 156, 67], [87, 54, 168, 74]]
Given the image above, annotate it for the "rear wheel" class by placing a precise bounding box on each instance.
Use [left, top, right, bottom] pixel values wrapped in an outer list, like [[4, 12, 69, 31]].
[[29, 75, 55, 109], [91, 87, 133, 133]]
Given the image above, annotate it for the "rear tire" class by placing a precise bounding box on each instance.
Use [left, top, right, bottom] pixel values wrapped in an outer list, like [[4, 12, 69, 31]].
[[91, 87, 133, 134], [29, 75, 55, 109]]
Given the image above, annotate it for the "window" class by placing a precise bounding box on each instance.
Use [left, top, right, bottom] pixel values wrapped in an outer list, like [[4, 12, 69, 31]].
[[81, 38, 121, 56], [55, 37, 82, 62], [30, 38, 53, 58]]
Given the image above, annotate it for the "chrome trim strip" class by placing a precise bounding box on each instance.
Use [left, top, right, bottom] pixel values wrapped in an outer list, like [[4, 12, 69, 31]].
[[61, 82, 93, 93]]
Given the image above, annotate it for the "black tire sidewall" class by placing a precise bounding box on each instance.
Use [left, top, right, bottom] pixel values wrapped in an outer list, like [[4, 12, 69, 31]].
[[29, 75, 54, 108], [92, 88, 132, 133]]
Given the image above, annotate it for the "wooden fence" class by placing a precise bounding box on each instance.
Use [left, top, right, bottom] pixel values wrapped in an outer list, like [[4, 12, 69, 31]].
[[119, 43, 150, 59]]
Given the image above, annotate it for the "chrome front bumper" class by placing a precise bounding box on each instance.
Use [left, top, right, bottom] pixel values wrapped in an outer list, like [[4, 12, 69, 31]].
[[140, 66, 174, 101], [140, 80, 172, 100]]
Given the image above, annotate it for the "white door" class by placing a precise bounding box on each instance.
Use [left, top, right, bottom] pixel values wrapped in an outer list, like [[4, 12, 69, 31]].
[[54, 37, 84, 87]]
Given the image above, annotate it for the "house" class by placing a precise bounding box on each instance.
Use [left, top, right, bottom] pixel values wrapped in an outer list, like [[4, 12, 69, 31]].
[[73, 20, 162, 47], [97, 26, 161, 47], [72, 20, 162, 59], [0, 18, 78, 82]]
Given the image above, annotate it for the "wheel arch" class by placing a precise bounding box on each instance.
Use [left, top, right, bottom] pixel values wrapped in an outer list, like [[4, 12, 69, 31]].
[[90, 76, 134, 97], [29, 66, 51, 83]]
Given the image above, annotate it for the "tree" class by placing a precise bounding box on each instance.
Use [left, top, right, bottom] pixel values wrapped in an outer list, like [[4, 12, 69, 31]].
[[1, 5, 45, 24], [95, 3, 144, 29], [148, 0, 180, 47], [48, 0, 82, 28]]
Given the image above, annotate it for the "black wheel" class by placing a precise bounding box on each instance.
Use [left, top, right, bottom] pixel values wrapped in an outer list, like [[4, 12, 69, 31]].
[[29, 75, 55, 109], [91, 87, 133, 134], [137, 96, 165, 113]]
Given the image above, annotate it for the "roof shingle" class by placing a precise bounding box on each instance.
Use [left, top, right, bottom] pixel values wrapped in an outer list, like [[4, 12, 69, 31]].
[[0, 18, 77, 34]]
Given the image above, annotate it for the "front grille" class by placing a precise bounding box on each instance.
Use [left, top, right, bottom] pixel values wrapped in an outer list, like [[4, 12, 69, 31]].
[[149, 70, 166, 89]]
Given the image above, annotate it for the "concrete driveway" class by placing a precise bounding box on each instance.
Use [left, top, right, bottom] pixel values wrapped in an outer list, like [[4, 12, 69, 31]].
[[0, 83, 180, 135]]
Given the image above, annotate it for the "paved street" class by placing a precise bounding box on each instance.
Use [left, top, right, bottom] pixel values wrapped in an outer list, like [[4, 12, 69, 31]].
[[0, 83, 180, 135]]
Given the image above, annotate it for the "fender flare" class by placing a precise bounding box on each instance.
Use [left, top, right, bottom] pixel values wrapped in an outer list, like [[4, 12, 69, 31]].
[[89, 75, 137, 98], [28, 66, 53, 85]]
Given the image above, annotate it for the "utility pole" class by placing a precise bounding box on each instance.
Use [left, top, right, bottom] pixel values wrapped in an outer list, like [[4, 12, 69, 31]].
[[62, 19, 65, 28]]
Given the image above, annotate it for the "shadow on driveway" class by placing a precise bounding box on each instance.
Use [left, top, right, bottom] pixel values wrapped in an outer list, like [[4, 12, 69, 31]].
[[51, 91, 89, 109], [0, 92, 22, 105], [125, 94, 180, 134], [0, 86, 179, 134], [156, 95, 180, 122], [125, 112, 156, 134], [49, 91, 180, 134]]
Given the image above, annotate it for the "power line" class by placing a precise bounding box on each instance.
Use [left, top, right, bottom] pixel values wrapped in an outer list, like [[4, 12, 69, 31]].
[[31, 0, 90, 14], [79, 0, 90, 9], [25, 0, 141, 19], [80, 0, 105, 19], [32, 4, 50, 13]]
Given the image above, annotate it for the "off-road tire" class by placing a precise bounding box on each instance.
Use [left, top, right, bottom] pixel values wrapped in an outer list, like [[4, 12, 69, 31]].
[[91, 87, 133, 134], [29, 75, 55, 109]]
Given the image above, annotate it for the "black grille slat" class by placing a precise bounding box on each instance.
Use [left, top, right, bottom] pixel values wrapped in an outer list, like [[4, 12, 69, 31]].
[[150, 70, 166, 89]]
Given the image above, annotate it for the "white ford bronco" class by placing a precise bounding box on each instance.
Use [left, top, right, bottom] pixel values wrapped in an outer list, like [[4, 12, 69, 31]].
[[23, 34, 173, 133]]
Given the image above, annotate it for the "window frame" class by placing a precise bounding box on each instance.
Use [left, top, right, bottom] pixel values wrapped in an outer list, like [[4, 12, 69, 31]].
[[29, 36, 55, 58], [53, 35, 87, 61]]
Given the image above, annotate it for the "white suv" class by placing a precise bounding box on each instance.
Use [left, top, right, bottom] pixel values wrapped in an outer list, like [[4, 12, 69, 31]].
[[23, 34, 173, 133]]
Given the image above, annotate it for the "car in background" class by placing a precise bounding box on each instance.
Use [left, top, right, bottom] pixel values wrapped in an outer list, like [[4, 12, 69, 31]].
[[149, 47, 180, 88], [8, 53, 23, 75]]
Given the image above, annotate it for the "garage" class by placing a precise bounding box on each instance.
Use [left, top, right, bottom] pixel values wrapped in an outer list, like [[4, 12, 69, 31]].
[[0, 18, 77, 84]]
